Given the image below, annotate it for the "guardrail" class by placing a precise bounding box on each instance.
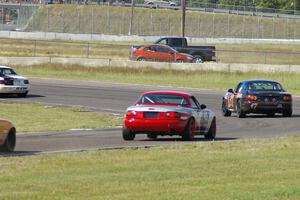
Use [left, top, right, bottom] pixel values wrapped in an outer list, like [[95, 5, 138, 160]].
[[1, 56, 300, 74]]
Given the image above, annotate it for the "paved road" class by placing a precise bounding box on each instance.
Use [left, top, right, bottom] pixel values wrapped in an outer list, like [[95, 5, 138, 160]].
[[1, 78, 299, 155]]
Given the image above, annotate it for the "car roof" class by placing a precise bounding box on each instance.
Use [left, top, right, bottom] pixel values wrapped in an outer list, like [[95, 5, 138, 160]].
[[0, 66, 12, 69], [141, 91, 192, 98], [143, 44, 171, 48], [241, 79, 280, 84]]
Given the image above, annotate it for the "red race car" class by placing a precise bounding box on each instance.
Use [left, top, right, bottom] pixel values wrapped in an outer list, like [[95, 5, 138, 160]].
[[123, 91, 216, 141], [129, 44, 194, 63]]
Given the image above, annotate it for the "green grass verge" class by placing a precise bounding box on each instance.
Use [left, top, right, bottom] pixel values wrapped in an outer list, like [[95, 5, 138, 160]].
[[0, 103, 122, 133], [0, 136, 300, 199], [15, 64, 300, 95]]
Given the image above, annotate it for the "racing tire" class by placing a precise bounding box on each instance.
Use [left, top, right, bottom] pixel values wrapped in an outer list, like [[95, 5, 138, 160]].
[[182, 118, 195, 141], [122, 127, 135, 141], [147, 133, 157, 139], [1, 128, 16, 152], [137, 57, 146, 61], [282, 108, 292, 117], [267, 112, 275, 117], [193, 56, 204, 63], [236, 100, 246, 118], [205, 117, 216, 140], [222, 100, 231, 117], [17, 91, 28, 98]]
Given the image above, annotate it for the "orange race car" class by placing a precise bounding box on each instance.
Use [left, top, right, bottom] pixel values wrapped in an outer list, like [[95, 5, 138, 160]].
[[0, 119, 16, 152]]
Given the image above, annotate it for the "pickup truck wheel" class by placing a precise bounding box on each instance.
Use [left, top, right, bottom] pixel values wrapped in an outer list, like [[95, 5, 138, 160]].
[[193, 56, 203, 63], [137, 57, 146, 61]]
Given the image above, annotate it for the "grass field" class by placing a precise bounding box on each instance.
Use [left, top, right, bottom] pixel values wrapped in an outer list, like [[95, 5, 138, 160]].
[[0, 136, 299, 199], [14, 64, 300, 95], [26, 4, 300, 39], [0, 102, 121, 133], [1, 38, 300, 65]]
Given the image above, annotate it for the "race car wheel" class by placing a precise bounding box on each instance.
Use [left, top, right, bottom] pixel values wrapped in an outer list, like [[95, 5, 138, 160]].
[[182, 118, 195, 141], [205, 117, 216, 139], [193, 56, 203, 63], [236, 100, 246, 118], [222, 100, 231, 117], [147, 133, 157, 139], [267, 112, 275, 117], [282, 108, 292, 117], [1, 128, 16, 152], [122, 127, 135, 141], [17, 91, 28, 98], [137, 57, 146, 61]]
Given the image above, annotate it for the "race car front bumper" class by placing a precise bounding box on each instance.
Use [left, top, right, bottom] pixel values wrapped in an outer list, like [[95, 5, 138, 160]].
[[0, 85, 30, 94]]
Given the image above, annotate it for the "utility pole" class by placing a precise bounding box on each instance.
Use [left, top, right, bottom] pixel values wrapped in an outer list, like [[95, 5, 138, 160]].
[[295, 0, 300, 15], [181, 0, 186, 37], [129, 0, 134, 35]]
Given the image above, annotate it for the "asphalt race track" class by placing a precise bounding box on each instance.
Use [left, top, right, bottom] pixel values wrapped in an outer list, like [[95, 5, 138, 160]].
[[1, 78, 300, 155]]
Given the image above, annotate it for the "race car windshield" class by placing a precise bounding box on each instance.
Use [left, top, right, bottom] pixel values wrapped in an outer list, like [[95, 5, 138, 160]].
[[0, 68, 17, 76], [138, 94, 188, 105], [247, 81, 283, 91]]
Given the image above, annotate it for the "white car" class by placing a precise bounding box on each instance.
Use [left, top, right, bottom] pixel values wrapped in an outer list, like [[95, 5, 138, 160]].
[[0, 66, 30, 97], [144, 0, 179, 7]]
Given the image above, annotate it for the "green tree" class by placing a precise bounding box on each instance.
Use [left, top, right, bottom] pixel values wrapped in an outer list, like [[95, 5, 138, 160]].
[[295, 0, 300, 10]]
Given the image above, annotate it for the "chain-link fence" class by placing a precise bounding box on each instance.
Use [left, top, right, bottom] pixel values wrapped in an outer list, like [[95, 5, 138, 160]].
[[0, 4, 300, 39], [22, 5, 300, 39], [0, 4, 38, 30]]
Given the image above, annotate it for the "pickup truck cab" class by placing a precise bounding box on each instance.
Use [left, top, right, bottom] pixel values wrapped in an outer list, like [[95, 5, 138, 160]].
[[154, 37, 216, 63]]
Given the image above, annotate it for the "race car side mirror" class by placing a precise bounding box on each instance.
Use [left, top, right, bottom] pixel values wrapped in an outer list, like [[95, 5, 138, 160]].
[[200, 104, 206, 109], [227, 89, 234, 93]]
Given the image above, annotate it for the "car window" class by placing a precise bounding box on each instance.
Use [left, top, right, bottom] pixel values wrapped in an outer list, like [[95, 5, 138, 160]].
[[138, 94, 188, 105], [156, 46, 169, 53], [189, 96, 200, 109], [157, 39, 167, 45], [0, 68, 17, 76], [168, 39, 182, 47], [247, 81, 283, 91], [234, 82, 242, 93], [144, 46, 156, 52]]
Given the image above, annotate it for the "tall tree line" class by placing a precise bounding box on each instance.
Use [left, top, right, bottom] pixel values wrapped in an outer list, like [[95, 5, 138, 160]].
[[195, 0, 300, 11]]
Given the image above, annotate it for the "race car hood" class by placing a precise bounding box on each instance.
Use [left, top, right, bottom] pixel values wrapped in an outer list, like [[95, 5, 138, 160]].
[[4, 74, 28, 80]]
